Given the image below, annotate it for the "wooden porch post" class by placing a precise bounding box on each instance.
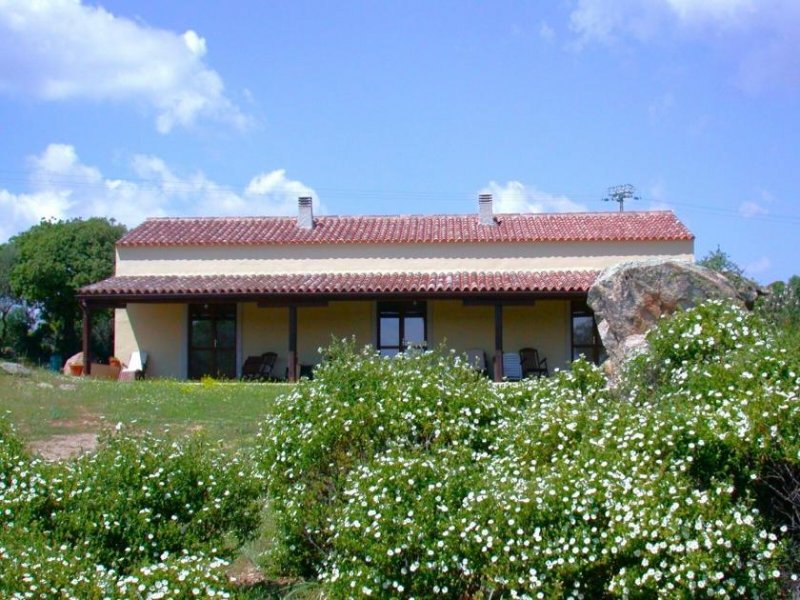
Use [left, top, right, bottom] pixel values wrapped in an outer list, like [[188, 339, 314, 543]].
[[493, 302, 503, 382], [288, 304, 298, 382], [81, 301, 92, 376]]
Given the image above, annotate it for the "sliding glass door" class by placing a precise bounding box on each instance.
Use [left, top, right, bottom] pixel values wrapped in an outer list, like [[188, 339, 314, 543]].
[[188, 303, 237, 379]]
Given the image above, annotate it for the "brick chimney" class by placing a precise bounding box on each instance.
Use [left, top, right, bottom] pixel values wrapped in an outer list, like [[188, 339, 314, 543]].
[[478, 193, 495, 225], [298, 196, 314, 230]]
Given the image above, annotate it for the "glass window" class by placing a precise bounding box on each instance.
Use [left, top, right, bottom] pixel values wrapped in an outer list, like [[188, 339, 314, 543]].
[[572, 315, 595, 346], [379, 314, 400, 347], [571, 301, 605, 365], [404, 316, 425, 345], [377, 301, 427, 355], [190, 319, 214, 348]]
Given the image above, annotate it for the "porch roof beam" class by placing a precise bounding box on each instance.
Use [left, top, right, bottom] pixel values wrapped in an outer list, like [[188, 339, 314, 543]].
[[77, 290, 586, 305], [257, 299, 329, 308], [462, 298, 536, 307]]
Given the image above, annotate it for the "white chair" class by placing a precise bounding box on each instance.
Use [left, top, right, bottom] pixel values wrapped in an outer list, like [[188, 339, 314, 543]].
[[120, 351, 148, 380], [502, 352, 522, 381]]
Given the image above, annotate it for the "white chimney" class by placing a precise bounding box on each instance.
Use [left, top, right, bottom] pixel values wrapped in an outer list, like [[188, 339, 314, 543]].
[[478, 193, 495, 225], [298, 196, 314, 230]]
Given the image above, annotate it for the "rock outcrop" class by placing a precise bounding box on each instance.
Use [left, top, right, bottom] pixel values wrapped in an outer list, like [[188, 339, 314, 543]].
[[588, 259, 754, 375]]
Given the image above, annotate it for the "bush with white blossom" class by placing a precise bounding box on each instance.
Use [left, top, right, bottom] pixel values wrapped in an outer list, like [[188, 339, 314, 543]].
[[257, 338, 517, 577], [259, 301, 800, 597], [0, 422, 263, 598]]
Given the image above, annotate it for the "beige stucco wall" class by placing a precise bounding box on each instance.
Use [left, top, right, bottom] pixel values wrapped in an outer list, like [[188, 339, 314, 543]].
[[115, 304, 186, 379], [116, 298, 575, 379], [296, 301, 373, 365], [239, 301, 372, 378], [431, 299, 571, 371], [116, 240, 693, 276]]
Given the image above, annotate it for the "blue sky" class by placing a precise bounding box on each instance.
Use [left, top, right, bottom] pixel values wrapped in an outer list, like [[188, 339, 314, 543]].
[[0, 0, 798, 282]]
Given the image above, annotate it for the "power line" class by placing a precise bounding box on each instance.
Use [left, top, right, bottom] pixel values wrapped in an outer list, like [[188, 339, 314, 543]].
[[0, 170, 797, 224], [601, 184, 640, 213]]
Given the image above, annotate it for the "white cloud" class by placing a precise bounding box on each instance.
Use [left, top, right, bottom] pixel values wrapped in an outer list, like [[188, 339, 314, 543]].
[[0, 144, 321, 242], [569, 0, 757, 43], [739, 201, 768, 218], [245, 170, 317, 216], [664, 0, 756, 26], [568, 0, 800, 92], [0, 0, 250, 133], [480, 181, 587, 213]]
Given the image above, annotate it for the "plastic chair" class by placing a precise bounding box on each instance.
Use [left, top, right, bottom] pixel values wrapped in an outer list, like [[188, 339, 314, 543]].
[[502, 352, 523, 381]]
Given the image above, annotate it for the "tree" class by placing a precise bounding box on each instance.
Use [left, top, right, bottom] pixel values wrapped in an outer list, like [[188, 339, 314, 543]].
[[758, 275, 800, 333], [0, 242, 19, 352], [698, 245, 745, 278], [10, 218, 126, 358]]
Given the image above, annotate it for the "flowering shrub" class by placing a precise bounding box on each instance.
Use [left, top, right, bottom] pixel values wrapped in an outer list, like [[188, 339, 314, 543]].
[[260, 302, 800, 597], [257, 339, 520, 576], [0, 423, 264, 597], [0, 528, 233, 599]]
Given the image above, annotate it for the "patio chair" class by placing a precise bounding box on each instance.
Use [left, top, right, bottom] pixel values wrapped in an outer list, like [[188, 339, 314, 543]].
[[241, 352, 277, 381], [465, 348, 488, 376], [519, 347, 548, 377], [502, 352, 523, 381], [120, 351, 148, 380]]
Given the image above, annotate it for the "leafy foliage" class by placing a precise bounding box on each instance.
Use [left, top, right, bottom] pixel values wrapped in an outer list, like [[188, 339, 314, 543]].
[[9, 217, 125, 357], [0, 243, 21, 355], [0, 422, 264, 598], [256, 339, 519, 577], [698, 246, 746, 278], [258, 304, 800, 597], [758, 276, 800, 333]]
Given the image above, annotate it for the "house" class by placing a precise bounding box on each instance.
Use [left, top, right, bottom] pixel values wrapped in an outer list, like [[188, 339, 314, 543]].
[[77, 195, 694, 381]]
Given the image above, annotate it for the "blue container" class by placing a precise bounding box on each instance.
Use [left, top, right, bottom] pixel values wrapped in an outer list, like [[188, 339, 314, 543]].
[[49, 354, 62, 371]]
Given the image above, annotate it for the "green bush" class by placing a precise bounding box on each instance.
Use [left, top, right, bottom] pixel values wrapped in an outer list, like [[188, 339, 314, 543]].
[[259, 304, 800, 597], [0, 421, 264, 597], [0, 526, 234, 599], [257, 339, 521, 577], [322, 445, 483, 598], [45, 428, 264, 569]]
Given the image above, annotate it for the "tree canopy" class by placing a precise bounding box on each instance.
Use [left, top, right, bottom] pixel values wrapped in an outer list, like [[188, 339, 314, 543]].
[[9, 218, 126, 357], [697, 245, 745, 277], [0, 243, 20, 351]]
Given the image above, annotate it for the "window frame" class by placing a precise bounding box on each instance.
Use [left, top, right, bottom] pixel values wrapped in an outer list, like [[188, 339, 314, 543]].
[[377, 301, 428, 356], [570, 300, 605, 365]]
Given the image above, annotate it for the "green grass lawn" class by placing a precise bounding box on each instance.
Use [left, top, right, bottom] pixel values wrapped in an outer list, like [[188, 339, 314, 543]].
[[0, 366, 291, 446]]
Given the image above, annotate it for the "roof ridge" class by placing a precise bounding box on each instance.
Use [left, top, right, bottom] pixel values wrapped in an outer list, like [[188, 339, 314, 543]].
[[119, 210, 693, 247], [143, 209, 678, 222], [104, 267, 602, 279]]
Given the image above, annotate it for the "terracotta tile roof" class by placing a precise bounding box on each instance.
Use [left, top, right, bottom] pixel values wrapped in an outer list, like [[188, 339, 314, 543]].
[[117, 211, 693, 247], [79, 270, 600, 298]]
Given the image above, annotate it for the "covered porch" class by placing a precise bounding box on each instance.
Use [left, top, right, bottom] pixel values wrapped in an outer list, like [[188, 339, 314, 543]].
[[78, 271, 603, 382]]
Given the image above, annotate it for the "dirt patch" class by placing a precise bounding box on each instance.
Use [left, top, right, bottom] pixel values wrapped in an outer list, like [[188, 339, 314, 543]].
[[30, 433, 98, 461], [227, 557, 304, 595], [49, 415, 102, 429], [227, 557, 268, 587]]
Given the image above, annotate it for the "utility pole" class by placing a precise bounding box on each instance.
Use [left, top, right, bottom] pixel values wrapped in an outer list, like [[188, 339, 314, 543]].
[[603, 184, 639, 212]]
